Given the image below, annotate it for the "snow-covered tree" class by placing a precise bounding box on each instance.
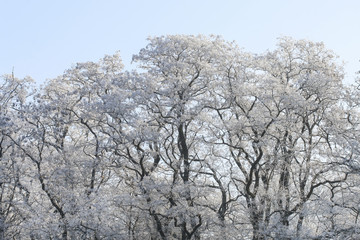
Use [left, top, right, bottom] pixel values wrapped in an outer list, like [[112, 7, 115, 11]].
[[2, 35, 359, 240], [0, 73, 33, 239]]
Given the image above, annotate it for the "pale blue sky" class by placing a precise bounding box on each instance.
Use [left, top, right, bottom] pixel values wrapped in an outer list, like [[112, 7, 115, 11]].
[[1, 0, 360, 84]]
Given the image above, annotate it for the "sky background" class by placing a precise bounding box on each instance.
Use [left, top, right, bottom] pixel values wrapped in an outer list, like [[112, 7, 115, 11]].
[[1, 0, 360, 85]]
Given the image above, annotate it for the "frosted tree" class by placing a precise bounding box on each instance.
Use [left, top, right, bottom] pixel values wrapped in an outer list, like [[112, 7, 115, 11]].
[[127, 35, 237, 239], [205, 37, 353, 239], [0, 74, 33, 239], [6, 53, 128, 239]]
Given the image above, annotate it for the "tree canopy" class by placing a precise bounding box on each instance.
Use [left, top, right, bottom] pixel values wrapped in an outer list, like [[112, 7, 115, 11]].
[[1, 35, 360, 240]]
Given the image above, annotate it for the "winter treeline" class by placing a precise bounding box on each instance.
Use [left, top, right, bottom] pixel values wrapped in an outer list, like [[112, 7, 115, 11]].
[[1, 35, 360, 239]]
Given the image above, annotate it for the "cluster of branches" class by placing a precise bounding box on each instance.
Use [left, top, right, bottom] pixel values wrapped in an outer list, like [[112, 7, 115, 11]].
[[1, 35, 360, 240]]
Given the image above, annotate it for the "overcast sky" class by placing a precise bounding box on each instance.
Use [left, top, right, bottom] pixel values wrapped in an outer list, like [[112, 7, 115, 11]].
[[1, 0, 359, 85]]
